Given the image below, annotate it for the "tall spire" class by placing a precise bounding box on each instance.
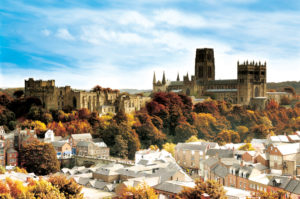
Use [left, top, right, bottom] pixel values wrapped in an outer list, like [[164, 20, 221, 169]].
[[186, 72, 189, 81], [162, 71, 166, 85], [153, 72, 156, 84], [177, 73, 180, 81]]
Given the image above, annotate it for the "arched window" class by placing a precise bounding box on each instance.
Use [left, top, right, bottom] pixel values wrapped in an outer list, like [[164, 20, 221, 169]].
[[255, 87, 259, 97], [208, 66, 212, 78], [73, 97, 77, 108], [186, 88, 190, 96]]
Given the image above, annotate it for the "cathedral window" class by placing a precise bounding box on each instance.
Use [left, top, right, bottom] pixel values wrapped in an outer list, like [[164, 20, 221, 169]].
[[208, 67, 212, 78]]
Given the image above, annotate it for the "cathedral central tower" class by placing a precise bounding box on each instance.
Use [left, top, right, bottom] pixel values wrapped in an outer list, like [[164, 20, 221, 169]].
[[195, 48, 215, 82]]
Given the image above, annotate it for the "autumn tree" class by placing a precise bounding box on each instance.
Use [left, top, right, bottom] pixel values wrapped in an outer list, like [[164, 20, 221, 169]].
[[178, 180, 227, 199], [13, 90, 24, 99], [238, 143, 255, 151], [48, 175, 83, 199], [162, 143, 176, 157], [19, 141, 60, 175], [215, 130, 240, 145], [266, 99, 279, 110], [174, 122, 197, 143], [121, 182, 158, 199]]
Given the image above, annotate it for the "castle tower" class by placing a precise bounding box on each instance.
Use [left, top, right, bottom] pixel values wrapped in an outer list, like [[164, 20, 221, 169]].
[[237, 61, 267, 105], [195, 48, 215, 82]]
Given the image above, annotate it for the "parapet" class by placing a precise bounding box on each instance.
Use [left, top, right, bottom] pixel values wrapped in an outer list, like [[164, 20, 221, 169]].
[[237, 60, 266, 68]]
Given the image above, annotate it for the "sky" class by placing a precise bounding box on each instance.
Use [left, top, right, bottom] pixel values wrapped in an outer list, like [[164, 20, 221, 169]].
[[1, 0, 300, 90]]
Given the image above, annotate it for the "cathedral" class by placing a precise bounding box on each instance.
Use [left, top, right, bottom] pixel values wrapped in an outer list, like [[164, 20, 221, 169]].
[[153, 48, 268, 107]]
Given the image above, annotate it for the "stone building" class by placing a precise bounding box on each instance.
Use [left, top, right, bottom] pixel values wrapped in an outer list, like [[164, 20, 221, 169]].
[[153, 48, 289, 108], [25, 78, 150, 114]]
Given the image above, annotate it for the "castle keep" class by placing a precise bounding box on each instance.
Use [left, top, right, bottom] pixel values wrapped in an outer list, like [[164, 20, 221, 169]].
[[25, 78, 150, 114], [153, 48, 268, 106]]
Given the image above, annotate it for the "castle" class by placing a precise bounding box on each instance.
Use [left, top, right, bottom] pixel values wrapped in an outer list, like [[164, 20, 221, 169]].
[[25, 78, 150, 114], [153, 48, 289, 108]]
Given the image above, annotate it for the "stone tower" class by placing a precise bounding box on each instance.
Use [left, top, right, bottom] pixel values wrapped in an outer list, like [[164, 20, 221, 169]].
[[237, 61, 267, 105], [195, 48, 215, 82]]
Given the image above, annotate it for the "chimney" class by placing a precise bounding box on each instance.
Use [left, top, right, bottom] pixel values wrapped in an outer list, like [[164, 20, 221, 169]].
[[240, 160, 244, 166]]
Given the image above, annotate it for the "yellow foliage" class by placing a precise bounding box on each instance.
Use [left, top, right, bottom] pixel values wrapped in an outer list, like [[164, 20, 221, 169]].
[[149, 145, 159, 150], [162, 143, 176, 157], [13, 167, 28, 174], [193, 113, 216, 128], [185, 135, 206, 143], [122, 182, 158, 199], [247, 110, 255, 114], [238, 143, 255, 151]]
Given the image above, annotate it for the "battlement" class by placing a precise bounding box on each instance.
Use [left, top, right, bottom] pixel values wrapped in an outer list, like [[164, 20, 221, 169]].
[[237, 60, 266, 68], [25, 78, 55, 88]]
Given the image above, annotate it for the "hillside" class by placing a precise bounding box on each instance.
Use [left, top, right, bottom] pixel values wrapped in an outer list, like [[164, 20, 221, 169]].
[[267, 81, 300, 94]]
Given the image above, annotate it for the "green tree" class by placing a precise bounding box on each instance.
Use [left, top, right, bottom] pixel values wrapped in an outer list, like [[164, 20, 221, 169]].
[[19, 141, 60, 175]]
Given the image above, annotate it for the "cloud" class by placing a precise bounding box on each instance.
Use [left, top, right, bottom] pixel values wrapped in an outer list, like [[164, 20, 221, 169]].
[[1, 0, 300, 90], [154, 9, 206, 28], [55, 28, 75, 40], [41, 29, 51, 36]]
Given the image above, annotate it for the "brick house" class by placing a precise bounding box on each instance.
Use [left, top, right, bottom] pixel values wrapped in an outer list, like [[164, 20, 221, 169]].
[[76, 141, 109, 157], [0, 141, 5, 166], [175, 142, 219, 176], [241, 151, 256, 163], [209, 162, 228, 186], [267, 143, 300, 175], [6, 148, 18, 166], [70, 133, 93, 154], [51, 141, 72, 159], [254, 153, 269, 167]]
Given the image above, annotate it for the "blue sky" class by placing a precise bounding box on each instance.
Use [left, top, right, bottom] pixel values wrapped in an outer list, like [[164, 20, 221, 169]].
[[1, 0, 300, 89]]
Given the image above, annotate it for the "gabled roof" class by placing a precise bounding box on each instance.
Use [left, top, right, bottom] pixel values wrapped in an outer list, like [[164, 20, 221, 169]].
[[203, 157, 218, 168], [276, 143, 300, 155], [288, 135, 300, 141], [268, 176, 291, 189], [211, 163, 228, 178], [206, 149, 234, 158]]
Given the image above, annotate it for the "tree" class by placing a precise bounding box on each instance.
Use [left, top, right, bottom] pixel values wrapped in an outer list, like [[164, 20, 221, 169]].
[[174, 122, 197, 143], [215, 130, 240, 145], [121, 182, 158, 199], [178, 180, 227, 199], [19, 141, 60, 175], [162, 143, 176, 157], [266, 99, 279, 110], [238, 143, 255, 151], [13, 90, 24, 99], [185, 135, 206, 143], [48, 175, 83, 199], [280, 96, 291, 105]]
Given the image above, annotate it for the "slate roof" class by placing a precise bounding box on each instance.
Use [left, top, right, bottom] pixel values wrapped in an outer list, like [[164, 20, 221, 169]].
[[154, 181, 195, 194], [71, 133, 92, 140], [206, 149, 234, 158], [51, 141, 68, 147], [211, 163, 228, 178], [203, 157, 218, 168], [268, 176, 291, 189], [176, 142, 218, 151]]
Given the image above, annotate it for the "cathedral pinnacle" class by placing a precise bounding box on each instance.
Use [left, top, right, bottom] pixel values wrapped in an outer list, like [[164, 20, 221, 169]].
[[162, 71, 166, 85], [153, 72, 156, 84]]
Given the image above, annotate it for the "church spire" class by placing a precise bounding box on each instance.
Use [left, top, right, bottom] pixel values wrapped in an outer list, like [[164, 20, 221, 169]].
[[177, 73, 180, 81], [162, 71, 166, 85], [153, 72, 156, 84], [186, 72, 189, 81]]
